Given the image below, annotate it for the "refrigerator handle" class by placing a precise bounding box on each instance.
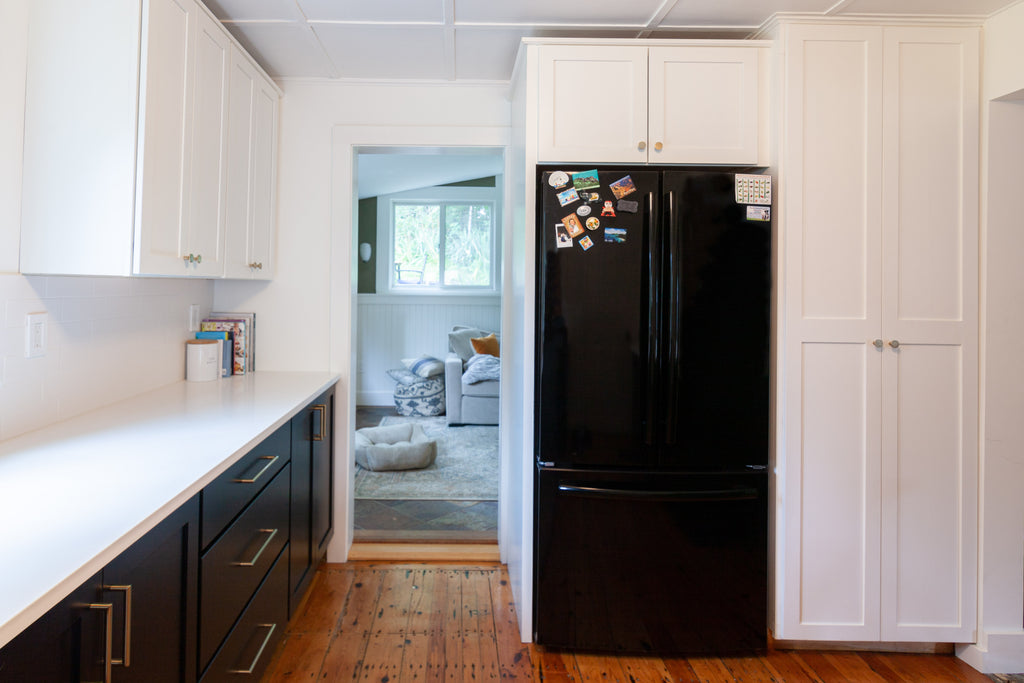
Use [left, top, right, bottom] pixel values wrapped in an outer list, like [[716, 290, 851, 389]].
[[558, 484, 759, 503], [645, 190, 660, 446], [665, 189, 680, 446]]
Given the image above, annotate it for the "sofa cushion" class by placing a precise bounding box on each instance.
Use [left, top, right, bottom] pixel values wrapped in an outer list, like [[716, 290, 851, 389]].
[[463, 378, 499, 398]]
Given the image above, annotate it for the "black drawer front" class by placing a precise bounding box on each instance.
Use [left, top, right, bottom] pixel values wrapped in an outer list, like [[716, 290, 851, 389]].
[[202, 423, 290, 549], [200, 464, 289, 669], [200, 545, 288, 683]]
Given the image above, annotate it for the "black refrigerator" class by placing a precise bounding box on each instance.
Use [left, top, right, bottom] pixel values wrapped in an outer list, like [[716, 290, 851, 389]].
[[533, 166, 771, 654]]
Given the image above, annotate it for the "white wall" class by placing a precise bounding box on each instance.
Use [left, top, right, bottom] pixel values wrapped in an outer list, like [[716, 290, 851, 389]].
[[958, 3, 1024, 673], [213, 80, 511, 561], [0, 0, 215, 444]]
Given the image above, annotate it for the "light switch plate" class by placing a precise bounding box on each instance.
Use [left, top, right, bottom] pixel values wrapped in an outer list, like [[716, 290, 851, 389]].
[[188, 304, 201, 332], [25, 312, 47, 358]]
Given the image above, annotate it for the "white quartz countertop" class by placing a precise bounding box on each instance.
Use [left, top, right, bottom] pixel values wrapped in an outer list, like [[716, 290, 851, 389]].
[[0, 370, 340, 650]]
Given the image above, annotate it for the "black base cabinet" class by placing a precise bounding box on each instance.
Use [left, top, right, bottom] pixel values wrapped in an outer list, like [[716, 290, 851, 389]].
[[0, 387, 336, 683], [0, 495, 200, 683]]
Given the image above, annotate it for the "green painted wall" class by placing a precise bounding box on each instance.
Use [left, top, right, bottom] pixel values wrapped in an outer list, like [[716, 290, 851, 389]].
[[357, 196, 377, 294]]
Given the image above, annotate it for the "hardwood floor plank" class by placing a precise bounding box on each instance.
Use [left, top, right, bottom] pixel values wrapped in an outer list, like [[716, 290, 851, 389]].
[[461, 569, 493, 634], [823, 652, 891, 682], [288, 568, 354, 635], [375, 567, 419, 634], [340, 567, 386, 634], [796, 652, 853, 682], [444, 630, 465, 681], [531, 647, 578, 683], [879, 653, 985, 682], [261, 631, 331, 682], [932, 654, 1000, 683], [662, 656, 704, 683], [461, 632, 502, 682], [487, 569, 534, 681], [398, 633, 437, 682], [688, 655, 739, 682], [858, 653, 910, 683], [573, 652, 628, 682], [358, 633, 406, 683], [620, 654, 676, 682], [723, 654, 782, 682], [318, 626, 371, 681], [762, 651, 822, 683]]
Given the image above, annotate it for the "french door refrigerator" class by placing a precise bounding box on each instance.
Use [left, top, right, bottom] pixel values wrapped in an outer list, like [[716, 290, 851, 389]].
[[534, 167, 771, 654]]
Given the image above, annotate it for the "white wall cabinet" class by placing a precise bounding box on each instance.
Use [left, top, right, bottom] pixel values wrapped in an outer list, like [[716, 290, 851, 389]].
[[536, 42, 761, 165], [19, 0, 278, 278], [224, 45, 278, 280], [775, 22, 979, 644]]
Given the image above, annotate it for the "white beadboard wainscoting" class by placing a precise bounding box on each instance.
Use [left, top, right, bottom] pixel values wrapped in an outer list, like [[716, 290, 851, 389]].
[[356, 293, 501, 406]]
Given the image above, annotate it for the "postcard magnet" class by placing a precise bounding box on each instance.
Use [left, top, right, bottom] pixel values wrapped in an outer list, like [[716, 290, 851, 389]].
[[601, 200, 616, 217], [572, 169, 600, 191], [548, 171, 570, 189], [586, 192, 601, 203], [557, 187, 580, 206], [585, 217, 600, 231], [609, 175, 637, 200], [555, 223, 573, 248], [617, 199, 639, 214], [746, 206, 770, 222], [605, 227, 626, 244], [562, 213, 585, 238], [579, 235, 594, 251], [576, 204, 592, 217]]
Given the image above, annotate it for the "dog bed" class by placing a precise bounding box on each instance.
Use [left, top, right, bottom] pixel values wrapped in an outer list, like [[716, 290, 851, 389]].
[[354, 423, 437, 471]]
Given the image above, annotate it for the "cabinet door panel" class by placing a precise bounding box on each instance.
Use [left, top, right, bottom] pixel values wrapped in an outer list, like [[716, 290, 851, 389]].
[[186, 9, 230, 276], [649, 47, 758, 164], [537, 45, 647, 163], [136, 0, 195, 275], [786, 342, 881, 639], [249, 78, 278, 280], [224, 49, 257, 280]]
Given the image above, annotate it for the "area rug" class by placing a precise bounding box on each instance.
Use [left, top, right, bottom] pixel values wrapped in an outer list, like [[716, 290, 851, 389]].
[[353, 415, 498, 501]]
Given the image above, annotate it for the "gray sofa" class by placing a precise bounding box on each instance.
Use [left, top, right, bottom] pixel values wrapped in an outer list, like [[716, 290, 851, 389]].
[[444, 326, 499, 425]]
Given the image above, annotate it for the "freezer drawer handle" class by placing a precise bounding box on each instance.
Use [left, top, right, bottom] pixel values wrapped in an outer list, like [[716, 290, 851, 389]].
[[557, 484, 758, 503]]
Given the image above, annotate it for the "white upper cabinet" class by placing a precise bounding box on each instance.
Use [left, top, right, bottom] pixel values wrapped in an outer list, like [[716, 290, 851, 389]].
[[19, 0, 278, 278], [536, 42, 762, 165], [775, 21, 979, 644], [224, 46, 278, 280]]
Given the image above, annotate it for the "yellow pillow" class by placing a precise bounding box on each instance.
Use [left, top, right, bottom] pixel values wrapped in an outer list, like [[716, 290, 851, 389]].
[[470, 333, 499, 357]]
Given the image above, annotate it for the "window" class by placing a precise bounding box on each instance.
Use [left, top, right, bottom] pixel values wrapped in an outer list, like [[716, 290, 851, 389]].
[[377, 184, 500, 294]]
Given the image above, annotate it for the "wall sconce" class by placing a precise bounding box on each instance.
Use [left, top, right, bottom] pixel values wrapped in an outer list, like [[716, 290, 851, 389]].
[[359, 243, 372, 262]]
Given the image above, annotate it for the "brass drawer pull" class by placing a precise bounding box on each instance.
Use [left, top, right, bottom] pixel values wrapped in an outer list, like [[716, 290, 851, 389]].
[[89, 602, 113, 683], [232, 455, 278, 484], [227, 623, 277, 675], [104, 585, 132, 667], [312, 404, 326, 441], [232, 528, 278, 567]]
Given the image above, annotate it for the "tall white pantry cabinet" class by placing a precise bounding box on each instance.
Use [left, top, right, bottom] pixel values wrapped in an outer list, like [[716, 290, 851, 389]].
[[770, 21, 980, 643]]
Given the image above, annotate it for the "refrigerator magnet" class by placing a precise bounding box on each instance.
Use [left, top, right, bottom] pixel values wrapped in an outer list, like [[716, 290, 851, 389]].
[[746, 206, 771, 222], [617, 199, 639, 213], [585, 192, 601, 203], [579, 235, 594, 251], [555, 223, 573, 248], [548, 171, 570, 189], [601, 200, 616, 217], [571, 169, 600, 191], [609, 175, 637, 200], [604, 227, 626, 244], [557, 187, 580, 206], [576, 205, 592, 217], [562, 213, 585, 238], [585, 217, 600, 231]]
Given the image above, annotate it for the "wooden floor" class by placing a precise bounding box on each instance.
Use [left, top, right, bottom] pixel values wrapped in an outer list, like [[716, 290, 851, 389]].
[[261, 562, 996, 683]]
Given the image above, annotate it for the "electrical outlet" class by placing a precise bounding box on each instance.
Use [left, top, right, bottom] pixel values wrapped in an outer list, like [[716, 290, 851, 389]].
[[188, 304, 201, 332], [25, 313, 47, 359]]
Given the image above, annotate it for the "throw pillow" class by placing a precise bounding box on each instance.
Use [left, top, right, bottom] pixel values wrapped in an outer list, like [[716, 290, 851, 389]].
[[401, 355, 444, 378], [448, 326, 487, 362], [470, 333, 499, 357]]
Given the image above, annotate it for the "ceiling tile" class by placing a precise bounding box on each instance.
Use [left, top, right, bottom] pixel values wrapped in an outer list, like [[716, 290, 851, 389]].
[[454, 0, 663, 26], [222, 22, 338, 78], [838, 0, 1006, 15], [661, 0, 833, 27], [313, 25, 449, 79], [204, 0, 305, 22], [455, 28, 527, 81], [298, 0, 446, 23]]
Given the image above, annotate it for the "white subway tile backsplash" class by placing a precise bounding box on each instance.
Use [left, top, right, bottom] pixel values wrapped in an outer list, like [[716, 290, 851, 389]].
[[0, 274, 214, 442]]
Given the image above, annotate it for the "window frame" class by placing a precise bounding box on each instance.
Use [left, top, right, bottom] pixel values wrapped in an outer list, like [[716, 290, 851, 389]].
[[375, 184, 501, 295]]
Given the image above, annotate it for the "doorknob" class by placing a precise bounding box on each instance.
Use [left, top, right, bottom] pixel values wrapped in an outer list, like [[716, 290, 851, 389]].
[[889, 340, 900, 349]]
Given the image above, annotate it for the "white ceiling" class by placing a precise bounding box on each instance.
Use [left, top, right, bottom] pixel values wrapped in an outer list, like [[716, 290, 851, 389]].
[[204, 0, 1015, 82], [357, 149, 504, 199]]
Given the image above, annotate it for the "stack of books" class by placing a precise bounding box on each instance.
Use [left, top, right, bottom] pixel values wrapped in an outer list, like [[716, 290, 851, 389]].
[[194, 312, 255, 377]]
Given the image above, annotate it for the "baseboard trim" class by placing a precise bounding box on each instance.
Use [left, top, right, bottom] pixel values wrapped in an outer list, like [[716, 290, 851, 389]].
[[347, 542, 501, 562], [356, 391, 393, 407], [957, 633, 1024, 673], [769, 633, 953, 654]]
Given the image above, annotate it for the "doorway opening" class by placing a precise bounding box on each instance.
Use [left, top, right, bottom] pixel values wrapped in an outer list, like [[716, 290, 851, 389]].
[[352, 146, 504, 546]]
